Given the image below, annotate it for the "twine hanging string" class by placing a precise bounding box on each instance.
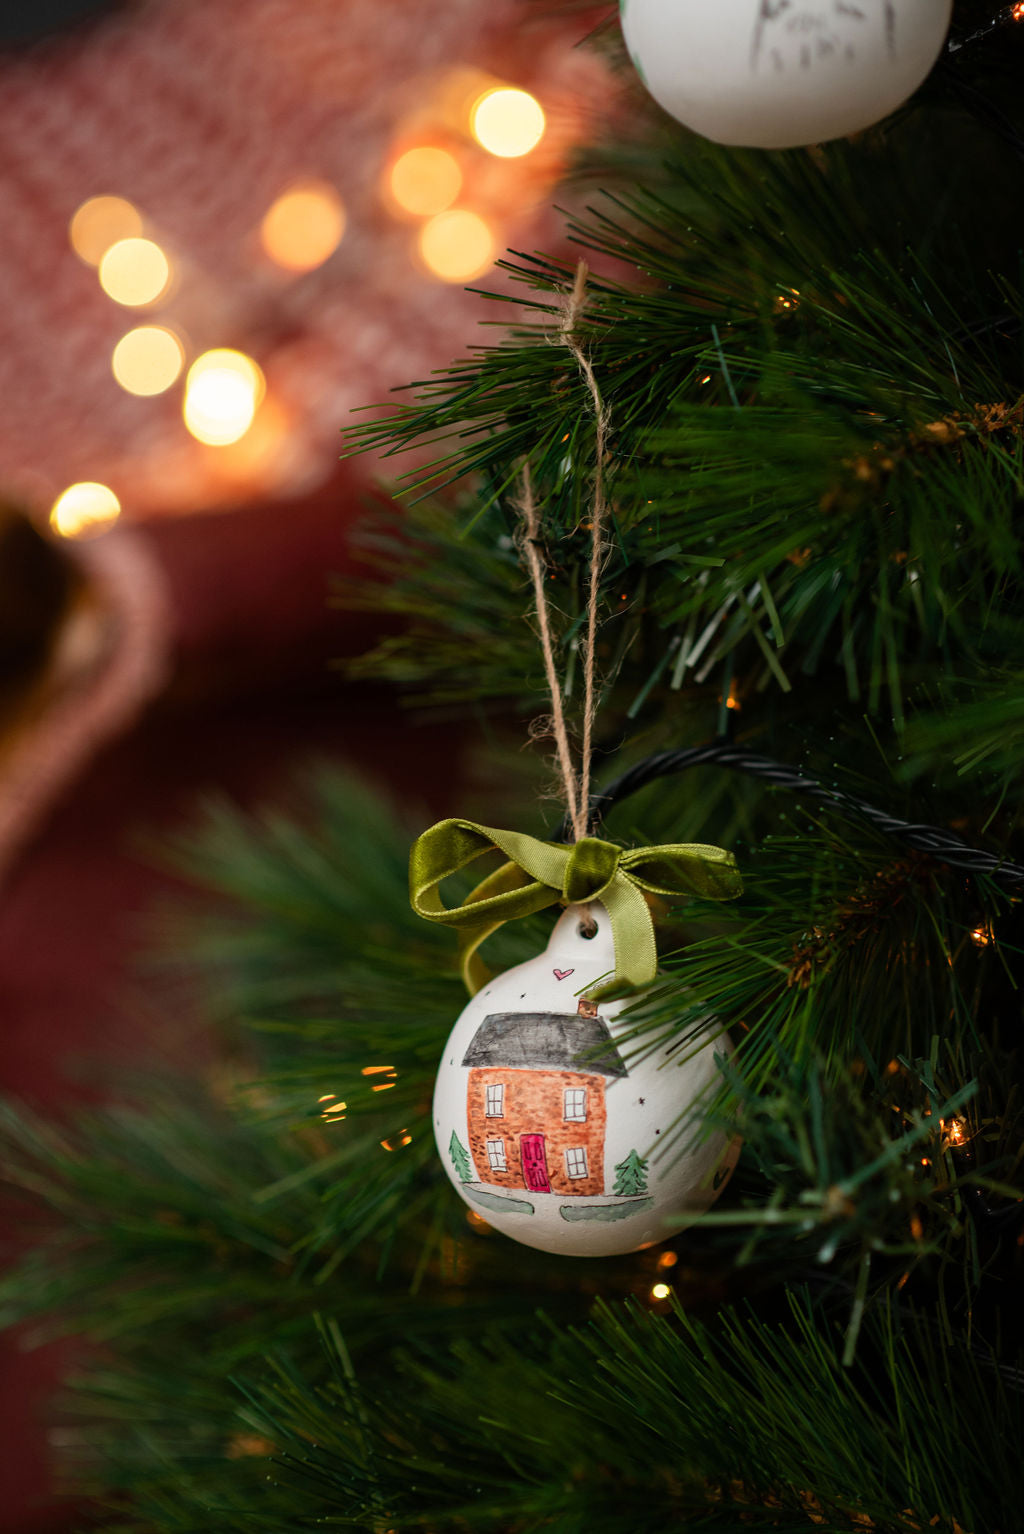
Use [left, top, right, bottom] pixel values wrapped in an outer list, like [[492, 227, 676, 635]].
[[561, 260, 611, 833], [516, 462, 584, 838], [414, 273, 746, 994], [517, 260, 610, 844]]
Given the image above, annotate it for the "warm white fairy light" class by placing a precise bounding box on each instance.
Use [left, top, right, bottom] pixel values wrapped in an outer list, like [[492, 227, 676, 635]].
[[98, 237, 172, 306], [69, 195, 143, 266], [183, 349, 264, 446], [319, 1093, 348, 1122], [942, 1116, 970, 1150], [260, 181, 346, 272], [49, 481, 121, 538], [388, 146, 462, 217], [111, 325, 185, 396], [418, 209, 494, 282], [361, 1064, 398, 1093], [470, 86, 545, 158]]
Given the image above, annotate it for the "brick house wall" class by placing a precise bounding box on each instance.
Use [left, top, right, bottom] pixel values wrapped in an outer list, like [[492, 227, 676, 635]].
[[466, 1066, 607, 1196]]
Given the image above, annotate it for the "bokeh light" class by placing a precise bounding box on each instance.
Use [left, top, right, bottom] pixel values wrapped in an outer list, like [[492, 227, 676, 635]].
[[203, 394, 297, 491], [111, 325, 185, 396], [389, 146, 462, 217], [418, 209, 495, 282], [183, 349, 265, 445], [260, 180, 346, 272], [470, 87, 545, 158], [98, 237, 172, 306], [69, 195, 143, 266], [49, 481, 121, 539]]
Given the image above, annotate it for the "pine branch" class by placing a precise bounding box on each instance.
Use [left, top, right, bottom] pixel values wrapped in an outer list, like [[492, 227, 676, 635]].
[[177, 1293, 1023, 1533]]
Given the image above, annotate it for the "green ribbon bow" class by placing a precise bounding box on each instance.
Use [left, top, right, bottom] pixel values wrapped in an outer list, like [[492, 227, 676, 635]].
[[409, 819, 742, 1003]]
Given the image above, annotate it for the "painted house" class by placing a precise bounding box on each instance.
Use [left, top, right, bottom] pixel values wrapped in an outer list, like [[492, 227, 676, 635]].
[[462, 998, 627, 1197]]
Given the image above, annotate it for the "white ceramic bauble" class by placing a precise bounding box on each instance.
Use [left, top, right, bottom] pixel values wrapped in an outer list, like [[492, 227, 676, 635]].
[[433, 901, 738, 1257], [619, 0, 952, 149]]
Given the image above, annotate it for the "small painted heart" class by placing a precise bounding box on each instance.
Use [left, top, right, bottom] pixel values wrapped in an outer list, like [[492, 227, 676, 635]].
[[553, 968, 574, 981]]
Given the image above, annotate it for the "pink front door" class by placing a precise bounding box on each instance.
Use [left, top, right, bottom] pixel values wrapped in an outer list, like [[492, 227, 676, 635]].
[[520, 1134, 551, 1193]]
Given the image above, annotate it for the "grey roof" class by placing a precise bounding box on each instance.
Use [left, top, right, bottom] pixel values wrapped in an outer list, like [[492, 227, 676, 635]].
[[462, 1012, 628, 1077]]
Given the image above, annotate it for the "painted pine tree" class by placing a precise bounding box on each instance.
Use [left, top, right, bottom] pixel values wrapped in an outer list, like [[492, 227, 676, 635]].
[[612, 1149, 648, 1197], [449, 1130, 473, 1184]]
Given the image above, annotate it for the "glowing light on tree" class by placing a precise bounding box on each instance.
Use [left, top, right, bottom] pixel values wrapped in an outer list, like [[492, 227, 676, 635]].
[[388, 147, 462, 216], [418, 209, 494, 282], [183, 349, 264, 445], [69, 195, 143, 266], [49, 481, 121, 538], [98, 237, 172, 307], [260, 181, 346, 272], [470, 87, 545, 158], [111, 325, 185, 395]]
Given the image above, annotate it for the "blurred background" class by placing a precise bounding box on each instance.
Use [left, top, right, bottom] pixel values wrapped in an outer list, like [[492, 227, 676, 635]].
[[0, 1, 613, 1524]]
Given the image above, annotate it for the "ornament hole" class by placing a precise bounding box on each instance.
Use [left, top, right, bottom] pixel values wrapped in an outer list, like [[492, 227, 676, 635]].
[[577, 918, 598, 940]]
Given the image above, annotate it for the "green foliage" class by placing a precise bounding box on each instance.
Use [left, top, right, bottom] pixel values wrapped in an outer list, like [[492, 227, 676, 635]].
[[196, 1294, 1019, 1533], [3, 766, 1021, 1530], [345, 97, 1024, 779], [898, 670, 1024, 784], [337, 501, 537, 708], [5, 6, 1024, 1528]]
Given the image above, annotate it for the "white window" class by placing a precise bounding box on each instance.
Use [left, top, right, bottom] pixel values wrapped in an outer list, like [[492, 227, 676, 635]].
[[486, 1138, 507, 1172], [565, 1146, 589, 1180], [563, 1088, 587, 1122], [485, 1083, 505, 1117]]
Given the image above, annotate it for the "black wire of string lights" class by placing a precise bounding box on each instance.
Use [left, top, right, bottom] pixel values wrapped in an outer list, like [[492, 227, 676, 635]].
[[946, 1, 1024, 55], [943, 1, 1024, 163], [572, 739, 1024, 890], [561, 738, 1024, 1241]]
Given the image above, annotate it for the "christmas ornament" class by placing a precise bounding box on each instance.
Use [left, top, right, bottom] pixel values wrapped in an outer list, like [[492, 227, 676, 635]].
[[412, 820, 743, 1256], [433, 900, 739, 1257], [618, 0, 953, 149]]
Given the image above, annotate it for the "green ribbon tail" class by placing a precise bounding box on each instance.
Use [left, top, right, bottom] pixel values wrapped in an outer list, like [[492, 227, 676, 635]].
[[586, 875, 659, 1003]]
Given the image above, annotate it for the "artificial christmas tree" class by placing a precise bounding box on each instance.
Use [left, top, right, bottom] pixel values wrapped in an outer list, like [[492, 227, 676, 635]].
[[3, 2, 1024, 1530]]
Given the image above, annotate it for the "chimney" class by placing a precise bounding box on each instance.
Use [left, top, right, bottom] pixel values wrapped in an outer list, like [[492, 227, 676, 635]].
[[577, 997, 598, 1019]]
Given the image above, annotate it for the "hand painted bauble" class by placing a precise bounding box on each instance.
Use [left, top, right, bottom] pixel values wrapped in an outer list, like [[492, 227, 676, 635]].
[[618, 0, 953, 149], [433, 901, 738, 1257]]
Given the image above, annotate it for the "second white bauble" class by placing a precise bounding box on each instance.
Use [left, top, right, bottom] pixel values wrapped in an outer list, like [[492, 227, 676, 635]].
[[618, 0, 953, 149], [433, 901, 738, 1258]]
